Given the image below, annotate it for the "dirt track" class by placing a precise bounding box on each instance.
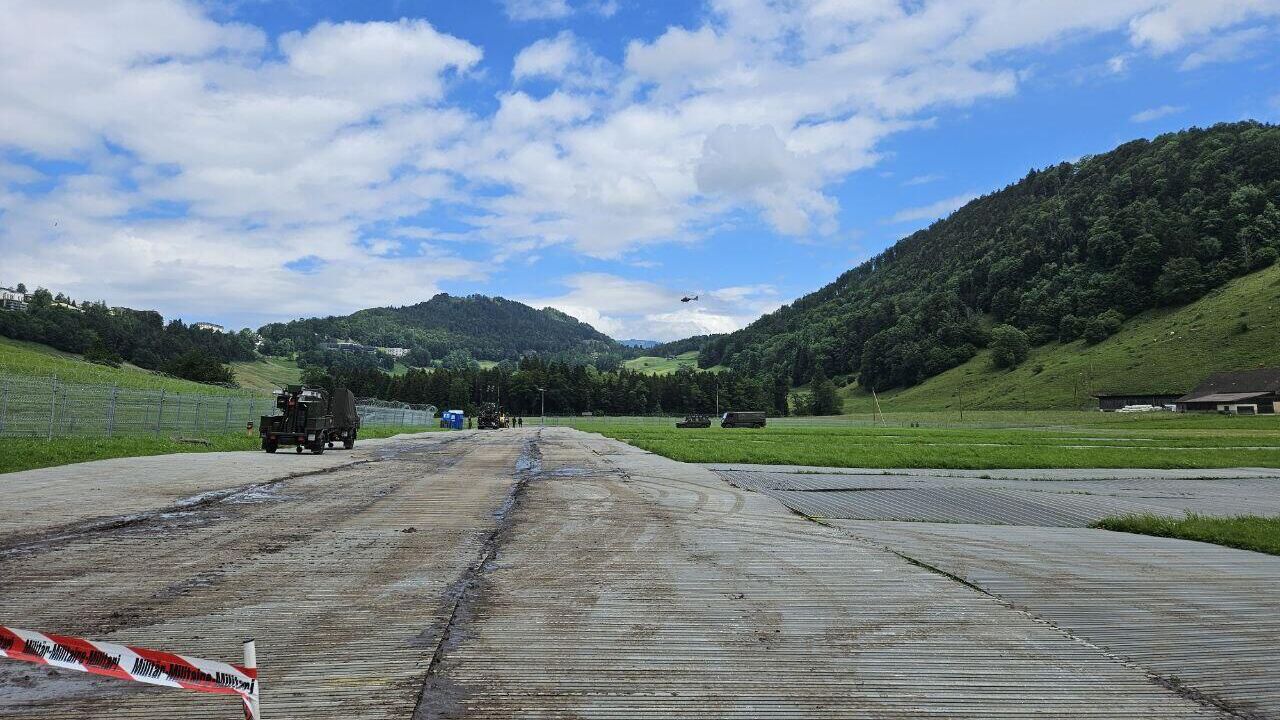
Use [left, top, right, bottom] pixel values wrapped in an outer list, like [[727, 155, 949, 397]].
[[0, 429, 1238, 718]]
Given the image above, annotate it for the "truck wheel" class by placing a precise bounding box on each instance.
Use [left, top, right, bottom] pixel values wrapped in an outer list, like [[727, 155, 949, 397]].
[[295, 445, 303, 454], [312, 443, 325, 455], [263, 439, 277, 453], [344, 436, 355, 450]]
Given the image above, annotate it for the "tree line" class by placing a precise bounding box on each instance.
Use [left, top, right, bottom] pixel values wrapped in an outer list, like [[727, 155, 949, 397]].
[[300, 353, 842, 417], [0, 287, 255, 384], [700, 122, 1280, 391]]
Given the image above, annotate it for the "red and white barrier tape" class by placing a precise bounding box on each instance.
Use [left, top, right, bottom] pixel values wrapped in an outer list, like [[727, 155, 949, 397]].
[[0, 626, 259, 719]]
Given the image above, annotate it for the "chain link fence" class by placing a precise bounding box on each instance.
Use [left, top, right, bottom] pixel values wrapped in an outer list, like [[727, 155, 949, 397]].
[[353, 398, 438, 428], [0, 375, 438, 439]]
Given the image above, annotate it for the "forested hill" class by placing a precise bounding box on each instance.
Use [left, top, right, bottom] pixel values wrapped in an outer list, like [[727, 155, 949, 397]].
[[258, 293, 619, 362], [701, 121, 1280, 391]]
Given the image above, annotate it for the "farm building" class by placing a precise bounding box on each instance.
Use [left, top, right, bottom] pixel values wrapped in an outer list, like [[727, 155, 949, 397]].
[[1093, 393, 1184, 412], [1176, 368, 1280, 414]]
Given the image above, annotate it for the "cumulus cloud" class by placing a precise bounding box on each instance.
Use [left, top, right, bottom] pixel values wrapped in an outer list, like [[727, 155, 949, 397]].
[[521, 273, 781, 340], [4, 0, 1280, 329]]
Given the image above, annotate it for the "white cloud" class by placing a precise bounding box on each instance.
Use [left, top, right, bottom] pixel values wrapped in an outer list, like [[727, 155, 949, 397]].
[[1180, 26, 1271, 69], [521, 273, 781, 340], [511, 31, 612, 88], [502, 0, 573, 21], [5, 0, 1280, 329], [1130, 104, 1185, 122], [888, 193, 978, 224]]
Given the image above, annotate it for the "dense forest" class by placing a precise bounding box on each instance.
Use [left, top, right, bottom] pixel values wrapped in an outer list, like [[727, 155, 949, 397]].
[[302, 353, 802, 417], [700, 122, 1280, 391], [258, 293, 625, 364], [0, 288, 256, 383]]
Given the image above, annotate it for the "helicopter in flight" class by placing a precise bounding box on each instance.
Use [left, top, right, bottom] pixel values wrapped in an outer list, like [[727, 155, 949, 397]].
[[680, 294, 699, 303]]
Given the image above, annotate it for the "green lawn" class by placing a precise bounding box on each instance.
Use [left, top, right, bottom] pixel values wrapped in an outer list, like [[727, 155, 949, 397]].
[[1094, 513, 1280, 556], [0, 425, 445, 474], [566, 417, 1280, 469], [231, 355, 303, 393], [624, 351, 726, 375], [0, 336, 255, 394], [842, 263, 1280, 412]]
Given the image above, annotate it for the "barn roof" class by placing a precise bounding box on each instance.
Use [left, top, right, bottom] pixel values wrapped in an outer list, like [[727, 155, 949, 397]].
[[1178, 368, 1280, 402]]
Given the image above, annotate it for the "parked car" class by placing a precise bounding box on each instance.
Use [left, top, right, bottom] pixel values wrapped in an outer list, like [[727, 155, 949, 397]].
[[675, 414, 711, 428]]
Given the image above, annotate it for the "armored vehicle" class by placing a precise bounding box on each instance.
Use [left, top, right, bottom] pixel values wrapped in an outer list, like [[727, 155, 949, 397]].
[[675, 414, 711, 428], [476, 402, 509, 430], [260, 385, 361, 454], [721, 411, 766, 429]]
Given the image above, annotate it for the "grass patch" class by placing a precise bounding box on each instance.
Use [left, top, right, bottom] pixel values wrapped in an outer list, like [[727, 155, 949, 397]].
[[0, 425, 444, 474], [0, 433, 260, 474], [1093, 513, 1280, 555], [566, 420, 1280, 469], [0, 336, 257, 395], [623, 351, 726, 375], [231, 355, 303, 393], [841, 263, 1280, 412]]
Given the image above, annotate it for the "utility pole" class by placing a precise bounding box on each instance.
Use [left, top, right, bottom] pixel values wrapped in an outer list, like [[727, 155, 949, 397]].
[[537, 387, 545, 427], [955, 390, 964, 422]]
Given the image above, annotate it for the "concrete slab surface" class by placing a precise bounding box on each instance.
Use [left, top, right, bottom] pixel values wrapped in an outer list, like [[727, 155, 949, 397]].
[[831, 520, 1280, 718], [715, 468, 1280, 526], [0, 430, 1246, 718]]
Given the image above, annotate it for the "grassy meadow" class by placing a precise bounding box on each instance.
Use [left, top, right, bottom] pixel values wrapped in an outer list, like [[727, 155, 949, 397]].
[[0, 336, 258, 395], [564, 413, 1280, 469], [0, 425, 445, 474], [623, 351, 727, 375], [1094, 513, 1280, 556], [231, 355, 304, 393], [842, 263, 1280, 412]]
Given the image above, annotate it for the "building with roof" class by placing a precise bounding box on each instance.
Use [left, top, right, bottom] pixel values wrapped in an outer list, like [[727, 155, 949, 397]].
[[0, 288, 28, 312], [1176, 368, 1280, 414], [192, 322, 225, 332], [1093, 393, 1185, 412]]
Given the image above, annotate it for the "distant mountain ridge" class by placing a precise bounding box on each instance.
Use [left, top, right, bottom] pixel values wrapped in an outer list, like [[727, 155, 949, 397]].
[[698, 121, 1280, 392], [258, 293, 619, 362]]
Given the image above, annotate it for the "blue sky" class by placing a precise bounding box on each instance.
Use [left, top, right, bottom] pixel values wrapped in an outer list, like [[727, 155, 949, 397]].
[[1, 1, 1278, 340]]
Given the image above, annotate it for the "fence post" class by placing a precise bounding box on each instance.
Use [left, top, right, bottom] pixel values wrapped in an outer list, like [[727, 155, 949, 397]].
[[224, 397, 232, 432], [107, 385, 118, 438], [48, 374, 58, 440], [156, 390, 166, 435], [194, 395, 202, 434], [0, 377, 8, 435]]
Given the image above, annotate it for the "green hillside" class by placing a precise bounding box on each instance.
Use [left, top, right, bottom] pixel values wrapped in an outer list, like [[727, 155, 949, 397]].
[[0, 336, 259, 395], [699, 122, 1280, 395], [259, 293, 620, 362], [844, 262, 1280, 411], [231, 356, 304, 393]]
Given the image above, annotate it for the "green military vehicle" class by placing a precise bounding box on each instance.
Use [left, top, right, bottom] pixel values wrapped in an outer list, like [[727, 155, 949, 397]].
[[721, 411, 766, 429], [260, 385, 361, 454], [476, 402, 509, 430], [675, 414, 712, 428]]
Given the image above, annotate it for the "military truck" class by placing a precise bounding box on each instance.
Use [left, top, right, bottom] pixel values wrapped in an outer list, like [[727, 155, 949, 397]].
[[476, 402, 509, 430], [675, 414, 711, 428], [721, 411, 766, 429], [260, 385, 361, 454]]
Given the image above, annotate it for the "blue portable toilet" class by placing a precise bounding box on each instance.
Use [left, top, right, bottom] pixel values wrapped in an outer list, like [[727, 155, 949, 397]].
[[441, 410, 465, 430]]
